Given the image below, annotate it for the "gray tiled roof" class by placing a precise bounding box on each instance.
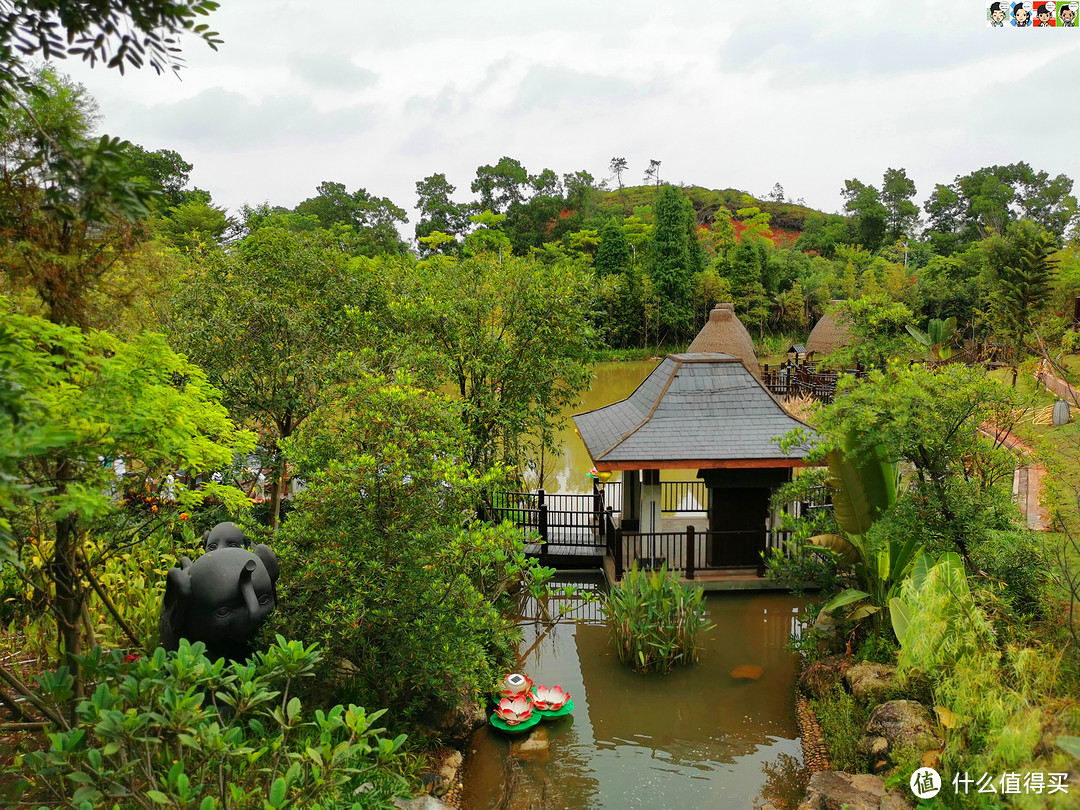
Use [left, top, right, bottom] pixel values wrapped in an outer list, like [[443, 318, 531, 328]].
[[572, 353, 816, 464]]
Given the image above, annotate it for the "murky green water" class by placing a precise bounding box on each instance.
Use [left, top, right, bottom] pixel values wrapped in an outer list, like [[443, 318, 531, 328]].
[[462, 591, 807, 810]]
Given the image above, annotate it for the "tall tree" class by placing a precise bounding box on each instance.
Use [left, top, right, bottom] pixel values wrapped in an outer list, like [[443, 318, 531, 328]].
[[414, 172, 469, 251], [3, 304, 250, 701], [167, 226, 387, 529], [471, 156, 529, 217], [649, 185, 693, 342], [596, 217, 633, 276], [0, 69, 147, 330], [293, 181, 407, 257], [880, 167, 919, 243], [927, 163, 1077, 250], [387, 251, 593, 473], [841, 178, 888, 251], [644, 159, 661, 188], [123, 143, 205, 210], [986, 223, 1059, 385], [610, 157, 628, 192]]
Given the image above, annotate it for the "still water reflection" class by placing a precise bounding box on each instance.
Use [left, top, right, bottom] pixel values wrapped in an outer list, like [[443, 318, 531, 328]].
[[462, 592, 806, 809]]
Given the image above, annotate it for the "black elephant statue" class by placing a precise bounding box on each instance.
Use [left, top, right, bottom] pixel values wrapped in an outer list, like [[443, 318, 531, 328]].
[[202, 521, 247, 552], [159, 543, 279, 661]]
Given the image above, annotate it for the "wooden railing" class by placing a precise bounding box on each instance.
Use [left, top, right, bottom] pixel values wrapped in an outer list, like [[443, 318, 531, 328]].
[[760, 361, 867, 403]]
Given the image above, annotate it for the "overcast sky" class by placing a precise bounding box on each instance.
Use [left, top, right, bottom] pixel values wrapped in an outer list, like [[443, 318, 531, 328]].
[[59, 0, 1080, 230]]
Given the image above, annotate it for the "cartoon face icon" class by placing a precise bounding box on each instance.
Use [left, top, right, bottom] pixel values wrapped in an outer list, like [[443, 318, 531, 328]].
[[1014, 4, 1031, 23], [990, 1, 1008, 21], [1037, 6, 1053, 22], [1063, 4, 1077, 23]]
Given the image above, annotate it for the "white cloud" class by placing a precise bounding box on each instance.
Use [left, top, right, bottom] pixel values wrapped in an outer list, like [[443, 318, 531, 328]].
[[55, 0, 1080, 223]]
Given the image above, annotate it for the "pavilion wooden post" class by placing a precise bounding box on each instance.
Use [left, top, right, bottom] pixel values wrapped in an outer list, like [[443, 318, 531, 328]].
[[686, 525, 696, 580], [614, 528, 623, 580], [537, 488, 549, 563]]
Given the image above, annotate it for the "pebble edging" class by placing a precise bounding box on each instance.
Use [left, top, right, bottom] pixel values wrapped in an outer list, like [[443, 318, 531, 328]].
[[795, 691, 832, 773]]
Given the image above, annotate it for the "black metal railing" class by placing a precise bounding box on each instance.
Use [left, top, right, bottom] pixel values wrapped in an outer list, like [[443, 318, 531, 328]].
[[611, 526, 805, 580], [660, 480, 707, 513]]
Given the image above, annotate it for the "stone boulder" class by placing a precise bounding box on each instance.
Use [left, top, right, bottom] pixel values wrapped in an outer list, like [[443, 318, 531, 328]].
[[427, 691, 488, 747], [797, 771, 912, 810], [393, 796, 455, 810], [799, 655, 852, 699], [860, 700, 942, 773], [845, 662, 898, 706]]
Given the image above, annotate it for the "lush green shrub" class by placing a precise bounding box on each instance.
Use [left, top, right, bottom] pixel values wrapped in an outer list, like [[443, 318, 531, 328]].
[[854, 627, 899, 665], [603, 562, 711, 674], [969, 529, 1049, 617], [10, 637, 409, 809], [273, 376, 529, 723], [766, 468, 840, 594], [809, 684, 867, 773]]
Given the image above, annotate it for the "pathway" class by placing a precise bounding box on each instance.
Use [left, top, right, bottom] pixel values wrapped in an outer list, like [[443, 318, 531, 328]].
[[979, 423, 1050, 531], [1036, 361, 1080, 405]]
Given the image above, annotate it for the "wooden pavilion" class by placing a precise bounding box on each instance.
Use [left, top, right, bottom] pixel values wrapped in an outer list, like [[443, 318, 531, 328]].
[[572, 352, 818, 577]]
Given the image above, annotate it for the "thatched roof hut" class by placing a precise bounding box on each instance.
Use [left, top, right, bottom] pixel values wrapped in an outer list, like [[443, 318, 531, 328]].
[[805, 301, 852, 359], [687, 303, 760, 378]]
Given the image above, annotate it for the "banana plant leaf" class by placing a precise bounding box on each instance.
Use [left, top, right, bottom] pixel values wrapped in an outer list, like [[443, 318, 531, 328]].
[[847, 603, 881, 622], [889, 595, 911, 642], [826, 435, 897, 536], [809, 533, 859, 566], [823, 587, 870, 614]]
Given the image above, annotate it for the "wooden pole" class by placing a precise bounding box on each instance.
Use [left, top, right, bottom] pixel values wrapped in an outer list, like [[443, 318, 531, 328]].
[[686, 525, 696, 580]]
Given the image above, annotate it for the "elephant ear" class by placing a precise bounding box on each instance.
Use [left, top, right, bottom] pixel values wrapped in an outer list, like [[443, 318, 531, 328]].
[[252, 544, 279, 583], [159, 566, 192, 651]]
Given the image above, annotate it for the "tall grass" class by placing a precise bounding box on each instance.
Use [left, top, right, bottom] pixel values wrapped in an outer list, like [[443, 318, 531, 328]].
[[602, 563, 711, 674]]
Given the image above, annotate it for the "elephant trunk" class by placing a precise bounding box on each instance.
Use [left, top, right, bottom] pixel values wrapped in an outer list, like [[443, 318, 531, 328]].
[[239, 559, 260, 620]]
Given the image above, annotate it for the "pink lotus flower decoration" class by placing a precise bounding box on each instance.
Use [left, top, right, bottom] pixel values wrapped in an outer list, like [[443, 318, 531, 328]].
[[501, 672, 534, 697], [532, 684, 570, 711], [495, 695, 534, 725]]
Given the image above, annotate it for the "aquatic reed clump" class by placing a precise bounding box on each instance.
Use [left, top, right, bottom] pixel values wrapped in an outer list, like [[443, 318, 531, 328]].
[[603, 562, 711, 674]]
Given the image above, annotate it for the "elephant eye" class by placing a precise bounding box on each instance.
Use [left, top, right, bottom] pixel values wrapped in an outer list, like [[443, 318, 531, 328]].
[[258, 594, 272, 606], [206, 543, 217, 551], [215, 607, 232, 618]]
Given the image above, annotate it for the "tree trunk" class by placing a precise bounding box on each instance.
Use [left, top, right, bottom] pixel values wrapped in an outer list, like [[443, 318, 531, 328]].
[[53, 504, 83, 720], [269, 415, 295, 532]]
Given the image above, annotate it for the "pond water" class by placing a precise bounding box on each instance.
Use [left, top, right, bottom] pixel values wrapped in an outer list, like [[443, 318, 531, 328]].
[[461, 589, 808, 810]]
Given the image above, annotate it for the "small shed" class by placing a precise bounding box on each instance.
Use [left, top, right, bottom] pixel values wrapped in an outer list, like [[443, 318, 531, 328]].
[[573, 353, 817, 569], [805, 300, 852, 360], [687, 303, 760, 379]]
